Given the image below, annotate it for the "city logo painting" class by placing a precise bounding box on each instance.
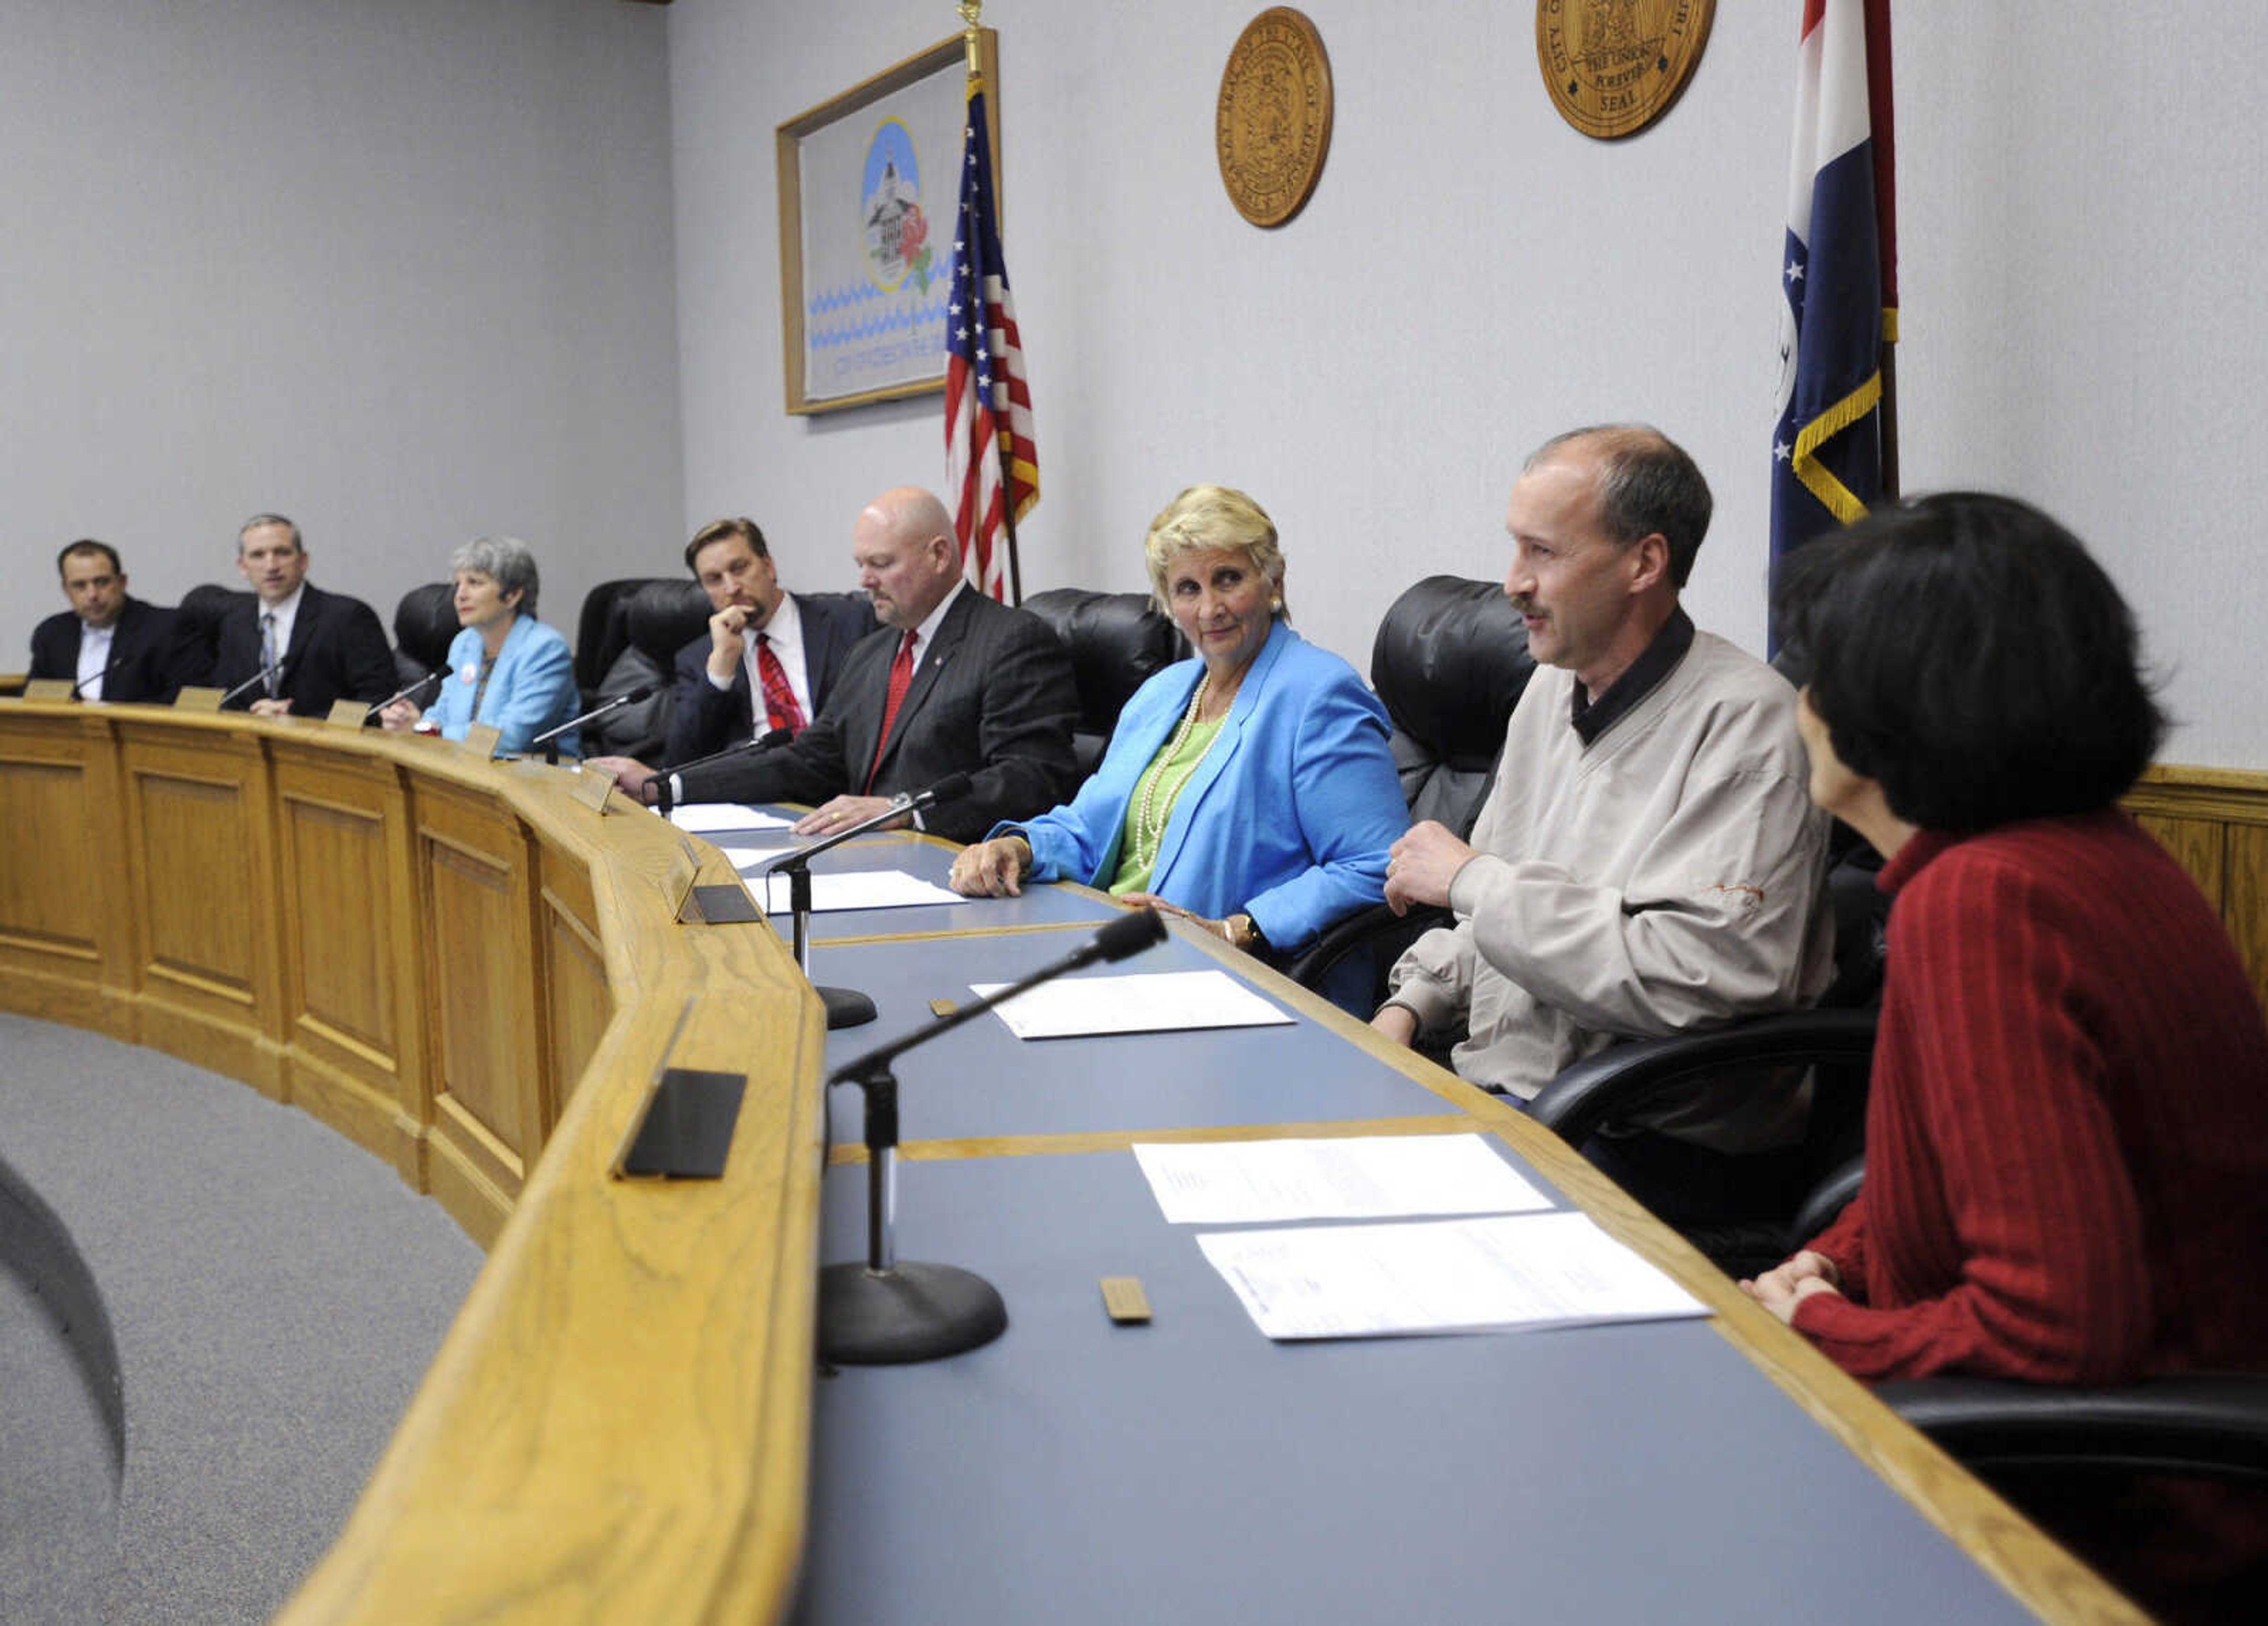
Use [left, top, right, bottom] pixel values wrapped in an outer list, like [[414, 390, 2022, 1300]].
[[862, 118, 936, 295]]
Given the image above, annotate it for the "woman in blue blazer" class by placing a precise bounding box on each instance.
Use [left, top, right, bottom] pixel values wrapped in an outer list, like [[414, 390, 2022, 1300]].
[[949, 486, 1407, 1010], [380, 536, 579, 754]]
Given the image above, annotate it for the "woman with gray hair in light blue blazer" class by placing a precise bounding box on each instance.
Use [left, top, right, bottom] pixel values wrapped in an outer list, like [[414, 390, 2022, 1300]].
[[379, 536, 579, 754], [949, 484, 1407, 1012]]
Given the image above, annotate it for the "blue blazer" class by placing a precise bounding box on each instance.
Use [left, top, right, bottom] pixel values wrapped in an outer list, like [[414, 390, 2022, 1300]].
[[1005, 620, 1407, 954], [429, 615, 579, 754]]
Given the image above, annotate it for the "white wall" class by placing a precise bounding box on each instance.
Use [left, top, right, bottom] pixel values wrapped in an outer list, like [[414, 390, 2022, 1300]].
[[667, 1, 2268, 770], [0, 0, 682, 663]]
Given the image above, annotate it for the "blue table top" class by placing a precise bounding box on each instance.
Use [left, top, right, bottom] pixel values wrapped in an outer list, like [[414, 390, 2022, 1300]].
[[794, 1149, 2032, 1626]]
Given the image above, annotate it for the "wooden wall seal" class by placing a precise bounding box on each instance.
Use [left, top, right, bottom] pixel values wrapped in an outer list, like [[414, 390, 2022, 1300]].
[[1216, 8, 1334, 228], [1536, 0, 1715, 141]]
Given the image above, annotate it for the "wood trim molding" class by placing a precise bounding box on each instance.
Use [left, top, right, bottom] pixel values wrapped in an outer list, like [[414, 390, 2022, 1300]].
[[2125, 763, 2268, 1014]]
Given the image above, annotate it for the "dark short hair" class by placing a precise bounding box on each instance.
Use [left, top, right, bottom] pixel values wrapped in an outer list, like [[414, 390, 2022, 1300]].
[[1773, 491, 2167, 832], [239, 512, 304, 553], [58, 539, 122, 576], [684, 517, 769, 574], [1527, 424, 1713, 586]]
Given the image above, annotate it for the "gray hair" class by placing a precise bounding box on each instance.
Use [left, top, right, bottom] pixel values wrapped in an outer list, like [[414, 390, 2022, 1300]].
[[450, 535, 542, 617], [237, 512, 303, 553]]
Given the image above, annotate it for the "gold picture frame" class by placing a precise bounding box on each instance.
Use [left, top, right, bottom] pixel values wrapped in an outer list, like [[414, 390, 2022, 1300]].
[[776, 29, 1003, 416]]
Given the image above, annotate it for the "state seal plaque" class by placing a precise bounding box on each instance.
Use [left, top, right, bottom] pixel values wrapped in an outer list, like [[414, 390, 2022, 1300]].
[[1216, 8, 1334, 228], [1536, 0, 1715, 141]]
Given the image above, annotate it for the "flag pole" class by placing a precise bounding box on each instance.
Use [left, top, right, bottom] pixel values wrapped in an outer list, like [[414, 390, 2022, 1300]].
[[957, 0, 1025, 604]]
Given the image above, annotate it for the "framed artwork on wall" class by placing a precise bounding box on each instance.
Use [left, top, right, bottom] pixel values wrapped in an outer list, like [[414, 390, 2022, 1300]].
[[775, 28, 1003, 415]]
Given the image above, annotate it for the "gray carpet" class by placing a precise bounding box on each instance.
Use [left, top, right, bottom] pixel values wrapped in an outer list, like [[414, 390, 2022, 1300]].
[[0, 1012, 485, 1626]]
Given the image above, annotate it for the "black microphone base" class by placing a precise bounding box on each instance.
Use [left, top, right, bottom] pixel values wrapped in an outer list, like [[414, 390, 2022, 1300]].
[[819, 985, 877, 1029], [818, 1260, 1007, 1364]]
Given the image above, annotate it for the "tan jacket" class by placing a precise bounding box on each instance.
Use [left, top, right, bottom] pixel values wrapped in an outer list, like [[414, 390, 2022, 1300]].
[[1386, 629, 1833, 1151]]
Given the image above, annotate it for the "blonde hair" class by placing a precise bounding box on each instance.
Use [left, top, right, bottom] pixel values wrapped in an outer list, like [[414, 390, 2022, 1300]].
[[1142, 485, 1286, 618]]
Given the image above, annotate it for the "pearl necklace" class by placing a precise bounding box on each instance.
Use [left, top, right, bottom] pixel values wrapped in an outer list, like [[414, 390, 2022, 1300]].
[[1131, 674, 1217, 867]]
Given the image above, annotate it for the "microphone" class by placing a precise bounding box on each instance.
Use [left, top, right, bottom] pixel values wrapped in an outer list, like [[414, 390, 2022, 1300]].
[[218, 652, 294, 709], [765, 773, 975, 1029], [67, 653, 130, 700], [820, 908, 1168, 1366], [361, 669, 442, 723], [530, 683, 654, 764], [656, 725, 791, 817]]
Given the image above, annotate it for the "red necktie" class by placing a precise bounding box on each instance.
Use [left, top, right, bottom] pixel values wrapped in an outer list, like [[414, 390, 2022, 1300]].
[[754, 632, 806, 735], [863, 631, 918, 793]]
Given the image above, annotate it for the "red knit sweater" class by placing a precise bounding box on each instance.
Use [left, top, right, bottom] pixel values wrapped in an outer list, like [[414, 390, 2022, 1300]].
[[1794, 810, 2268, 1384]]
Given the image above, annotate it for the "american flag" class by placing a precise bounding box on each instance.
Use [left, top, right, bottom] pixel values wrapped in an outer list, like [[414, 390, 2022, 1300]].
[[1771, 0, 1896, 597], [944, 83, 1038, 601]]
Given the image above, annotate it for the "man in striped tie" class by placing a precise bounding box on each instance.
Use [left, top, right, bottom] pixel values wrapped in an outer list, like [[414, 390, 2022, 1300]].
[[666, 487, 1080, 845]]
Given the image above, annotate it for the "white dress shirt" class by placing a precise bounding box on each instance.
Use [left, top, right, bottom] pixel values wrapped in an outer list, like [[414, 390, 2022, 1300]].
[[76, 621, 116, 701]]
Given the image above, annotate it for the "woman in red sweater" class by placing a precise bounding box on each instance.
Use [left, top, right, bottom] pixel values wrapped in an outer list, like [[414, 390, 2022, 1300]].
[[1741, 493, 2268, 1612]]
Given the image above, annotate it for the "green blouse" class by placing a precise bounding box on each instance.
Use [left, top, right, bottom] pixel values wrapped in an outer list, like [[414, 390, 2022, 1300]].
[[1108, 714, 1224, 895]]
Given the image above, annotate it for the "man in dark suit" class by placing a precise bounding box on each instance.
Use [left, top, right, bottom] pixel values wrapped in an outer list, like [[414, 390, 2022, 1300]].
[[662, 516, 877, 764], [208, 513, 397, 718], [666, 486, 1081, 843], [28, 540, 178, 703]]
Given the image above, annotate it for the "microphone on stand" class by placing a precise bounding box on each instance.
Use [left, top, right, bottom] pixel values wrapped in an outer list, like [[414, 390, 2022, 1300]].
[[821, 905, 1169, 1365], [361, 669, 442, 724], [530, 683, 655, 765], [764, 773, 972, 1029], [218, 652, 295, 709], [67, 653, 129, 700], [655, 725, 791, 818]]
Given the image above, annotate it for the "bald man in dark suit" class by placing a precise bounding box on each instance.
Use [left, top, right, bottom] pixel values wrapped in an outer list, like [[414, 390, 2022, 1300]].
[[669, 487, 1080, 844]]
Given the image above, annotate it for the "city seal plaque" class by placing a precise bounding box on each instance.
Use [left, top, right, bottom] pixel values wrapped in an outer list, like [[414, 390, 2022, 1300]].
[[1216, 8, 1334, 228], [1537, 0, 1715, 141]]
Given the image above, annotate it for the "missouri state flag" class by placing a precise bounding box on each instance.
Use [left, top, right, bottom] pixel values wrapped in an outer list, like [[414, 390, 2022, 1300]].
[[1772, 0, 1896, 575]]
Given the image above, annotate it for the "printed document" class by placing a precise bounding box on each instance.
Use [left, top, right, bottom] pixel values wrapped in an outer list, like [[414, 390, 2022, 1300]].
[[754, 870, 966, 913], [1133, 1134, 1549, 1224], [1197, 1212, 1710, 1340], [969, 969, 1291, 1040], [670, 803, 796, 834]]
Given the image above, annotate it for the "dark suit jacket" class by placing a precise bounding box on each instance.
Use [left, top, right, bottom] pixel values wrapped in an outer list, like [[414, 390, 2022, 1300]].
[[663, 591, 878, 765], [28, 597, 180, 702], [677, 588, 1081, 843], [210, 583, 398, 718]]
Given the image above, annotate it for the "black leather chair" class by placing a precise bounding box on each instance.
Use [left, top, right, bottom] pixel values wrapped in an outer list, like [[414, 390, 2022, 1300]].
[[392, 582, 456, 692], [167, 583, 254, 692], [1284, 576, 1534, 1001], [1882, 1374, 2268, 1615], [1021, 588, 1187, 776], [574, 577, 670, 706]]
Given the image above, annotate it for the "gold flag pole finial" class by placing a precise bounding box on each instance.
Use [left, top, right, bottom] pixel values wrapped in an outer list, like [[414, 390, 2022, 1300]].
[[958, 1, 983, 80]]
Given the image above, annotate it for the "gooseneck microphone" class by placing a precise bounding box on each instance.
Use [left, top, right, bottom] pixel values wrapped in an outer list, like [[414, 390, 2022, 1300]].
[[765, 773, 973, 1029], [67, 653, 129, 700], [654, 726, 791, 817], [530, 683, 654, 764], [361, 669, 442, 723], [820, 906, 1168, 1365], [218, 653, 294, 709]]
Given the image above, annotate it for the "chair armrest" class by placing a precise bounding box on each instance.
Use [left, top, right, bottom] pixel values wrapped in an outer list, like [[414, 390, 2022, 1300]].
[[1528, 1008, 1879, 1148], [1785, 1151, 1868, 1254], [1280, 902, 1449, 994], [1879, 1374, 2268, 1487]]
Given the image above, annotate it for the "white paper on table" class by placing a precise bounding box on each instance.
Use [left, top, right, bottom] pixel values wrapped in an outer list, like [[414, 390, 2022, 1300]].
[[713, 838, 801, 870], [751, 869, 966, 913], [1195, 1212, 1710, 1341], [967, 969, 1292, 1040], [1132, 1134, 1550, 1225], [669, 803, 796, 833]]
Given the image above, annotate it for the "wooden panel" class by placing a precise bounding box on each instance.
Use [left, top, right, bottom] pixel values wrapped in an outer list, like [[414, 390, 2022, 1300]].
[[134, 771, 259, 997], [539, 841, 610, 1130], [2224, 822, 2268, 1018], [2132, 814, 2223, 905], [0, 756, 97, 954], [418, 781, 542, 1204]]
